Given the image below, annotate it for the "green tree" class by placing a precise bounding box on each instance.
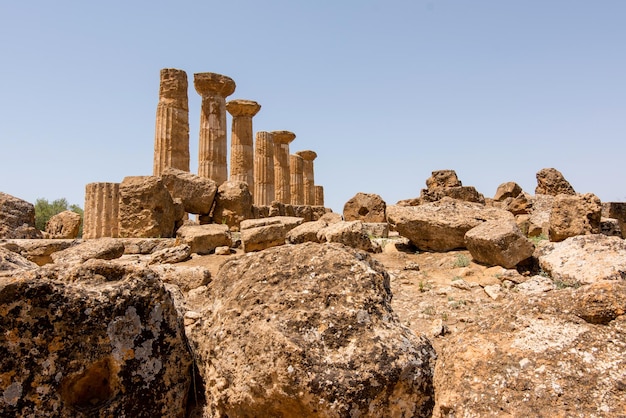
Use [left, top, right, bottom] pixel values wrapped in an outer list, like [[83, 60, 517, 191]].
[[34, 198, 84, 236]]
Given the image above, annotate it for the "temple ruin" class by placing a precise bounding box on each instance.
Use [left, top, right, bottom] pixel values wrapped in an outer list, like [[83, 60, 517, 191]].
[[82, 68, 327, 238]]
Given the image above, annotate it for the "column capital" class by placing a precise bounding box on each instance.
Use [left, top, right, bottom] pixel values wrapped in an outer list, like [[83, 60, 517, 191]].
[[226, 99, 261, 117], [271, 130, 296, 144], [296, 150, 317, 161], [193, 72, 236, 97]]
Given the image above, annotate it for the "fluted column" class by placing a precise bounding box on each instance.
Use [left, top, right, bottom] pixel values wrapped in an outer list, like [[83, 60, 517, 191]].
[[83, 182, 119, 239], [314, 185, 324, 206], [153, 68, 189, 176], [253, 131, 275, 206], [226, 99, 261, 188], [271, 130, 296, 204], [289, 154, 304, 205], [194, 72, 236, 184], [296, 150, 317, 205]]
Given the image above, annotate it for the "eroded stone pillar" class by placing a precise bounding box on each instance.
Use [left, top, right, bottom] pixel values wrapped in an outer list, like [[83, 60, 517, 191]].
[[226, 100, 261, 188], [194, 72, 236, 184], [272, 131, 296, 204], [153, 68, 190, 176], [289, 154, 304, 205], [314, 185, 324, 206], [83, 182, 119, 239], [253, 131, 275, 206], [296, 150, 317, 205]]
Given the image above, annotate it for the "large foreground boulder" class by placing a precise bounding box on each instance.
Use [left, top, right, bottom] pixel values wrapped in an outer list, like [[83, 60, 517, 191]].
[[387, 198, 514, 251], [187, 242, 436, 417], [0, 246, 38, 276], [0, 264, 192, 417], [0, 192, 42, 239], [434, 284, 626, 417], [536, 234, 626, 284]]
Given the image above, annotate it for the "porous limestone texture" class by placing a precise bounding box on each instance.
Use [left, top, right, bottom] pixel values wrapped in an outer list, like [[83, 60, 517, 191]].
[[0, 192, 42, 239], [549, 193, 602, 242], [536, 234, 626, 284], [464, 220, 535, 268], [0, 246, 38, 277], [194, 72, 236, 184], [118, 176, 184, 238], [50, 238, 125, 265], [175, 224, 231, 255], [187, 242, 436, 417], [433, 283, 626, 417], [0, 264, 192, 417], [493, 181, 523, 201], [227, 99, 261, 187], [535, 167, 576, 196], [153, 68, 190, 176], [209, 180, 253, 231], [239, 216, 303, 252], [0, 239, 77, 266], [343, 192, 386, 223], [83, 182, 120, 239], [45, 210, 81, 239], [387, 198, 514, 251], [160, 167, 218, 215]]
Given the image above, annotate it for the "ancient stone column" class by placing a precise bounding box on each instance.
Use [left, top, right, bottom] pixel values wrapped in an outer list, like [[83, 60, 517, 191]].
[[194, 72, 236, 184], [296, 150, 317, 205], [253, 131, 275, 206], [314, 185, 324, 206], [153, 68, 190, 176], [83, 182, 120, 239], [271, 130, 296, 204], [226, 100, 261, 188], [289, 154, 304, 205]]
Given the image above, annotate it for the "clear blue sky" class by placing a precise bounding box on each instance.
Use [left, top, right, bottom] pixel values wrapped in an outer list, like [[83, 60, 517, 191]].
[[1, 1, 625, 213]]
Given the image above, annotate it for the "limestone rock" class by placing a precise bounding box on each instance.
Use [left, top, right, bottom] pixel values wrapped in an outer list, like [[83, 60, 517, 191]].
[[528, 194, 555, 237], [387, 198, 514, 251], [210, 180, 253, 231], [425, 169, 462, 190], [45, 210, 81, 239], [240, 216, 303, 252], [600, 217, 622, 237], [505, 191, 531, 215], [317, 220, 377, 252], [148, 244, 191, 264], [464, 220, 534, 268], [0, 246, 38, 277], [602, 202, 626, 239], [286, 219, 327, 244], [176, 224, 231, 255], [118, 238, 178, 255], [0, 264, 192, 417], [0, 192, 42, 239], [51, 238, 125, 265], [0, 239, 77, 265], [188, 242, 436, 417], [160, 167, 217, 215], [493, 181, 522, 201], [536, 234, 626, 284], [118, 176, 184, 238], [549, 193, 601, 242], [342, 192, 386, 223], [150, 264, 211, 293], [421, 186, 485, 204], [433, 289, 626, 417], [535, 167, 576, 196]]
